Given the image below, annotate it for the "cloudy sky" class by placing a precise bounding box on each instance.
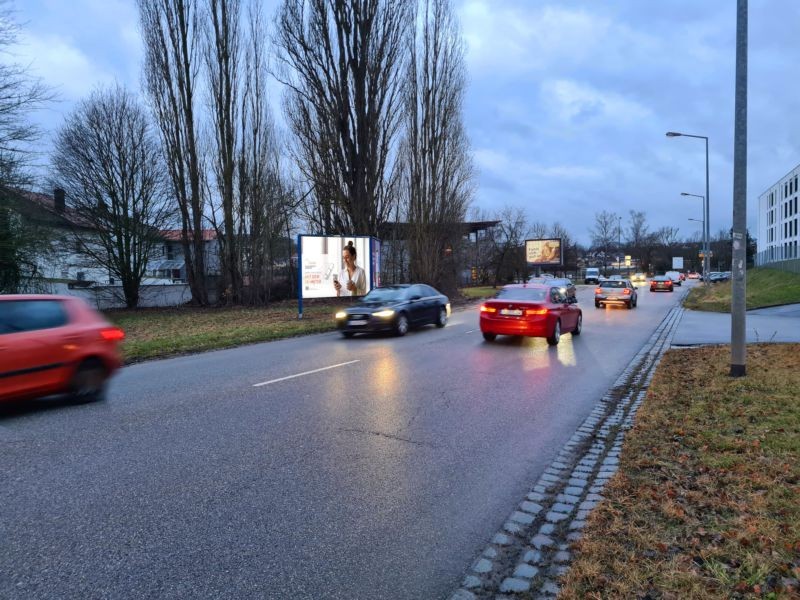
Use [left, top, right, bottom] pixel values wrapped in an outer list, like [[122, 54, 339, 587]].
[[9, 0, 800, 245]]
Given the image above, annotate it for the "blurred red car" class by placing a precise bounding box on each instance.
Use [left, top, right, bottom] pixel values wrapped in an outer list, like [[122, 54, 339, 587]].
[[0, 295, 124, 403], [479, 284, 582, 346]]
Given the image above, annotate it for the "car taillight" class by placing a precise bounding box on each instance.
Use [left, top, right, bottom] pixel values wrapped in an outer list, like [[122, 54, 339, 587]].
[[594, 288, 602, 294], [623, 288, 631, 295], [525, 308, 548, 316], [100, 327, 125, 342], [480, 305, 497, 313], [666, 280, 672, 286]]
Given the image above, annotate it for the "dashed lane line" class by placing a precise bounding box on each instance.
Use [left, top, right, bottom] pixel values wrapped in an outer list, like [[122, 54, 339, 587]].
[[252, 360, 360, 387]]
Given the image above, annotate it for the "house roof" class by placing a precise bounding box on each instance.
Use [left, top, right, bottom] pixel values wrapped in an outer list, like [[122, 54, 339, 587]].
[[161, 229, 218, 242], [6, 189, 95, 230]]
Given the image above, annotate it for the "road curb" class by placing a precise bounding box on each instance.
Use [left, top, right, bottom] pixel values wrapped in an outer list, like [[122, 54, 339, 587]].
[[450, 306, 685, 599]]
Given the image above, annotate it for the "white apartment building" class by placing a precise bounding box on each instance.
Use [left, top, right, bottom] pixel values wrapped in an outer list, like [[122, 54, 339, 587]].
[[757, 163, 800, 265]]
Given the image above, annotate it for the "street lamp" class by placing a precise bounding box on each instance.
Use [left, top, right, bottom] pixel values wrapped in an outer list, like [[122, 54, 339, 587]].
[[667, 131, 711, 286], [681, 192, 707, 283]]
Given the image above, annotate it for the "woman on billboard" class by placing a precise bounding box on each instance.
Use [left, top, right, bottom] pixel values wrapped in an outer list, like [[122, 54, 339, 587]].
[[334, 241, 367, 296]]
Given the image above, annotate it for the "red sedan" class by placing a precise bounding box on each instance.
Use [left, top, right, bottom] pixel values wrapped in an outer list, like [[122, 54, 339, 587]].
[[0, 295, 124, 403], [479, 284, 582, 345], [650, 276, 674, 292]]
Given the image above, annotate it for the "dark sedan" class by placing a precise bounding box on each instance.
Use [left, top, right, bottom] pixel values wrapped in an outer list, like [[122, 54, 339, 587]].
[[650, 276, 674, 292], [335, 284, 450, 337]]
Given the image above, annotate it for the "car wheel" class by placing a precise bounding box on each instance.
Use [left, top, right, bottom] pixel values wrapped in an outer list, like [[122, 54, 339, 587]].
[[69, 358, 107, 403], [395, 313, 409, 336], [341, 331, 354, 338], [572, 313, 582, 336], [546, 320, 561, 346], [435, 307, 447, 328], [626, 300, 633, 310], [594, 300, 600, 308], [482, 332, 496, 342]]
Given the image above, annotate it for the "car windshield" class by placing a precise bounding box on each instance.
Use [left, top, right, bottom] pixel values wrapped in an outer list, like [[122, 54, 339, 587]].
[[495, 288, 547, 302], [361, 287, 407, 302], [599, 281, 626, 288]]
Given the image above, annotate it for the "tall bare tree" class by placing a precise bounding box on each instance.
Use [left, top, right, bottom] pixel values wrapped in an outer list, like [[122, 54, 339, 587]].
[[139, 0, 209, 305], [52, 85, 173, 308], [485, 206, 527, 286], [590, 210, 618, 272], [273, 0, 412, 236], [205, 0, 243, 303], [404, 0, 473, 291], [236, 2, 297, 303]]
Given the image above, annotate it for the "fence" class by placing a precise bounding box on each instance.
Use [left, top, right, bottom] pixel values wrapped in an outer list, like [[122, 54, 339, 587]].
[[754, 248, 800, 274], [48, 283, 192, 309]]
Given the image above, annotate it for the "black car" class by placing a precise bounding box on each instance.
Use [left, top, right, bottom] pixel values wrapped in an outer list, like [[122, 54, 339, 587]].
[[335, 284, 450, 337], [526, 276, 577, 301]]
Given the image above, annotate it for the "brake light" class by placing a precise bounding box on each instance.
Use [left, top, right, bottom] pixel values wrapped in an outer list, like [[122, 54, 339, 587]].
[[595, 288, 602, 294], [666, 280, 672, 286], [100, 327, 125, 342], [480, 305, 497, 313], [525, 308, 548, 316], [623, 288, 631, 295]]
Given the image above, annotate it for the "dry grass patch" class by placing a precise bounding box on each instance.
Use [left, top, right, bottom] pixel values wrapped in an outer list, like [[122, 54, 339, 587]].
[[559, 344, 800, 599]]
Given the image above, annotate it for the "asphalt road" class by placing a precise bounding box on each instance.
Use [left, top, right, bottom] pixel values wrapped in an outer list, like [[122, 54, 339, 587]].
[[0, 281, 690, 600]]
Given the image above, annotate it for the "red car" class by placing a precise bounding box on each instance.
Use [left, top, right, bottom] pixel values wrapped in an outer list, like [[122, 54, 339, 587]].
[[650, 276, 674, 292], [479, 284, 582, 345], [0, 295, 124, 403]]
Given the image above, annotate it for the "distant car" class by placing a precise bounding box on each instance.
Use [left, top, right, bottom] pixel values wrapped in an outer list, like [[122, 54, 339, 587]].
[[526, 276, 576, 301], [679, 273, 686, 281], [650, 276, 674, 292], [479, 284, 581, 346], [0, 295, 125, 404], [335, 284, 449, 337], [584, 267, 601, 285], [595, 279, 638, 309], [687, 272, 700, 279], [631, 272, 647, 284], [708, 272, 730, 283], [664, 271, 682, 286]]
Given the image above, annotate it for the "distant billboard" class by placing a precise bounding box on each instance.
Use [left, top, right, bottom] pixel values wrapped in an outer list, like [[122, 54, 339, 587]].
[[672, 256, 684, 270], [526, 238, 563, 266], [298, 235, 380, 300]]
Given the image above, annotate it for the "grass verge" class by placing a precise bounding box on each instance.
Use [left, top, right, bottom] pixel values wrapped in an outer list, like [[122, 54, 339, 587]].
[[559, 344, 800, 599], [684, 268, 800, 312], [459, 286, 498, 300], [107, 301, 339, 363]]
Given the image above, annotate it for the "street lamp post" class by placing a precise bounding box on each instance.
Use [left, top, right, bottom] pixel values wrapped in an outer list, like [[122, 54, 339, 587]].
[[689, 218, 705, 271], [617, 215, 622, 275], [667, 131, 710, 286], [681, 192, 707, 283]]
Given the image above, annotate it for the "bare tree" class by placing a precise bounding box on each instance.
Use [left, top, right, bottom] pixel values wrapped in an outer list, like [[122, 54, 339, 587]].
[[549, 222, 577, 275], [484, 206, 527, 286], [403, 0, 473, 291], [626, 209, 652, 272], [236, 2, 297, 303], [52, 85, 174, 308], [590, 210, 618, 272], [139, 0, 209, 305], [273, 0, 412, 236]]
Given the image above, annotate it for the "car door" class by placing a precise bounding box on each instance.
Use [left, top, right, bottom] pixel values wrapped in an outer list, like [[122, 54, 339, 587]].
[[548, 287, 571, 329], [0, 299, 72, 400], [406, 285, 426, 325]]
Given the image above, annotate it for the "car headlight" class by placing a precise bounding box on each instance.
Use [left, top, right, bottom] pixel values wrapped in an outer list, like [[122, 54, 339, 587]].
[[373, 309, 395, 318], [335, 311, 347, 319]]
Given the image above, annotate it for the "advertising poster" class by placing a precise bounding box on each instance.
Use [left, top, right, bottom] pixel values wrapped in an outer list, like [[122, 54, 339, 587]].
[[525, 238, 563, 266], [299, 236, 375, 299]]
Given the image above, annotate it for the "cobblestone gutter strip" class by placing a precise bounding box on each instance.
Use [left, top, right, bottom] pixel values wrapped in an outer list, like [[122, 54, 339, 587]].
[[450, 306, 685, 600]]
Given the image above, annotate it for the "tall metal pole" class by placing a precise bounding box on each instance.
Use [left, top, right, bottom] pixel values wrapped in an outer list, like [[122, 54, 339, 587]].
[[730, 0, 748, 377], [704, 138, 711, 286]]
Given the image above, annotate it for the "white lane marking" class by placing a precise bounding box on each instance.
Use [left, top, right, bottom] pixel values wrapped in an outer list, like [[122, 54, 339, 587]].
[[253, 360, 360, 387], [464, 329, 477, 334]]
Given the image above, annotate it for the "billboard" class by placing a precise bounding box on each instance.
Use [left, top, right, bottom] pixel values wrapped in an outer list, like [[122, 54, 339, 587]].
[[672, 256, 684, 270], [298, 235, 380, 300], [525, 238, 563, 266]]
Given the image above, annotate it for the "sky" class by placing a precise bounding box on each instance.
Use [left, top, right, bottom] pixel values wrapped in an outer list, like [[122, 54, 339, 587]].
[[8, 0, 800, 246]]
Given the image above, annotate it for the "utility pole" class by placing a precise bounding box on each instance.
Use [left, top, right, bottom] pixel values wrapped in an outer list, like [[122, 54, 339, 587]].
[[730, 0, 748, 377]]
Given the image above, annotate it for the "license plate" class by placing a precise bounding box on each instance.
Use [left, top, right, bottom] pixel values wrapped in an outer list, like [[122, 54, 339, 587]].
[[349, 319, 367, 325], [500, 308, 523, 316]]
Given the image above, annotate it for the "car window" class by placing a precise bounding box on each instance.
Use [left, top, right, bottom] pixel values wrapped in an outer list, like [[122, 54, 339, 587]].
[[600, 281, 625, 288], [362, 287, 408, 302], [0, 300, 69, 335], [421, 285, 438, 297], [550, 288, 566, 303], [495, 288, 547, 302]]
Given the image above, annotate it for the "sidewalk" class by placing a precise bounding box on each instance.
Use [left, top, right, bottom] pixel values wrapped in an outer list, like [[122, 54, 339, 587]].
[[672, 303, 800, 345]]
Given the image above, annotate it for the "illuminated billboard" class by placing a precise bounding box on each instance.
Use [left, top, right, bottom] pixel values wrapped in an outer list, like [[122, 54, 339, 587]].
[[525, 238, 563, 266], [298, 235, 381, 300]]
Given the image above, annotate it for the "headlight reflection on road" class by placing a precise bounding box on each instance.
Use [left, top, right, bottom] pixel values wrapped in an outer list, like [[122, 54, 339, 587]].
[[556, 339, 577, 367]]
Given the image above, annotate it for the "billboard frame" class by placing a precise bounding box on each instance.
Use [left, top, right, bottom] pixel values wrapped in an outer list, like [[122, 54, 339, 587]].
[[525, 237, 564, 267]]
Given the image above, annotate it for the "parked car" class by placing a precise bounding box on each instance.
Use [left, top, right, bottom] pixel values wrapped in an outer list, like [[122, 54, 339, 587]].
[[584, 267, 601, 285], [526, 276, 576, 302], [631, 272, 647, 284], [650, 276, 674, 292], [479, 284, 581, 346], [0, 295, 125, 404], [594, 279, 638, 309], [335, 284, 449, 337]]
